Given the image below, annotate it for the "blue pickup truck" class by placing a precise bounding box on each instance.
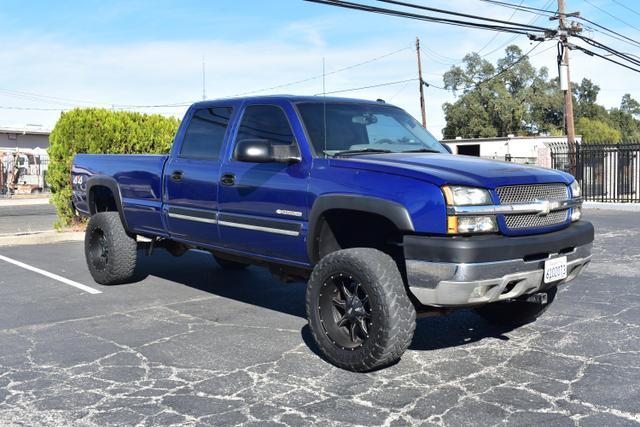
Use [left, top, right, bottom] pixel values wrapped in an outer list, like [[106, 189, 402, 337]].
[[72, 95, 593, 371]]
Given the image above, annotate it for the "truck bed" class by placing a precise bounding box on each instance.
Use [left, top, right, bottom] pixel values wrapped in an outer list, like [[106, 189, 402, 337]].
[[72, 154, 168, 236]]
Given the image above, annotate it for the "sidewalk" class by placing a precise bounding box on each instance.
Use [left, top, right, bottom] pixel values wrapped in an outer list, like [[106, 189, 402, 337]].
[[0, 196, 51, 207], [583, 202, 640, 212]]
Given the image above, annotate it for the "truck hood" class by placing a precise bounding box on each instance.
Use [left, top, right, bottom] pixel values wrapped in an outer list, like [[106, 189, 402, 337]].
[[331, 153, 573, 188]]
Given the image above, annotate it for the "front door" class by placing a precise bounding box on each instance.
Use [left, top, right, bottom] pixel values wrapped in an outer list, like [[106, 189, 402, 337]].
[[218, 102, 310, 263], [163, 106, 234, 245]]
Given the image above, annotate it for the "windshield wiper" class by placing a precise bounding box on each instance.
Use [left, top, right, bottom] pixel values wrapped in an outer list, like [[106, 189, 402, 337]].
[[401, 148, 441, 153], [334, 148, 394, 157]]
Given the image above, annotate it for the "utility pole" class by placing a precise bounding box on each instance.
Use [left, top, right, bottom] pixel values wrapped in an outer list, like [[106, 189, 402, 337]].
[[557, 0, 575, 149], [416, 37, 427, 127]]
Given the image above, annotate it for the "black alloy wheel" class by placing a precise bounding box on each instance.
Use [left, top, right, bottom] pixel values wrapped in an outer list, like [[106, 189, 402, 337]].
[[88, 228, 109, 271], [318, 273, 372, 350]]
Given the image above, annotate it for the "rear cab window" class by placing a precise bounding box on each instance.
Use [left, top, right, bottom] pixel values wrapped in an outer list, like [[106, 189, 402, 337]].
[[180, 107, 233, 160]]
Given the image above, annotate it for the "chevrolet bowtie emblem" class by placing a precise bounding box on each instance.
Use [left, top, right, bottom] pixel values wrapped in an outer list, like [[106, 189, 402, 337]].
[[536, 200, 560, 216]]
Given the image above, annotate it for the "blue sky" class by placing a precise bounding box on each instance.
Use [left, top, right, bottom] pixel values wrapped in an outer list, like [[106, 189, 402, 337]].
[[1, 0, 639, 138]]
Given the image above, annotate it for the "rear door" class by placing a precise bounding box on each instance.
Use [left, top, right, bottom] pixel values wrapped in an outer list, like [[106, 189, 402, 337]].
[[163, 105, 234, 245], [217, 102, 311, 262]]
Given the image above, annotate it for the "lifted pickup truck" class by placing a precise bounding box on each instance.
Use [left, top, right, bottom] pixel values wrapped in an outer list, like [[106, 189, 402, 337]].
[[72, 95, 593, 372]]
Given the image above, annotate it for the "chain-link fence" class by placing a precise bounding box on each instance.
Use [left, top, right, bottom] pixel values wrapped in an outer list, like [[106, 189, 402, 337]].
[[0, 151, 50, 197]]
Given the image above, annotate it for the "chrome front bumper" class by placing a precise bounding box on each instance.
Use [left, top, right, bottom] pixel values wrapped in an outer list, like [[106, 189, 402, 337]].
[[407, 243, 592, 307]]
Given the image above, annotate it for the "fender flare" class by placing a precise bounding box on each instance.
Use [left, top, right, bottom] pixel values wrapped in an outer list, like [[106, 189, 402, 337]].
[[85, 176, 129, 231], [306, 194, 415, 264]]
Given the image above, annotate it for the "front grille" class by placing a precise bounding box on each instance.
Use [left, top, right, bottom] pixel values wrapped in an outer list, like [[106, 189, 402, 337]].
[[504, 210, 568, 229], [496, 183, 569, 230], [496, 183, 568, 204]]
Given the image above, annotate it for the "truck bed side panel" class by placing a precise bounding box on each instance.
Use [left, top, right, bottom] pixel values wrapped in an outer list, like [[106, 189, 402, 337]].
[[72, 154, 168, 236]]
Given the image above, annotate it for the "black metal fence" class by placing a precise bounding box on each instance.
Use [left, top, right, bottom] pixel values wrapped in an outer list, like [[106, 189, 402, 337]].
[[551, 143, 640, 203]]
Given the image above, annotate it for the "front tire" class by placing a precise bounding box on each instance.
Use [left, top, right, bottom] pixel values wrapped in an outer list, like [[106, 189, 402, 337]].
[[474, 286, 558, 327], [85, 212, 137, 285], [306, 248, 416, 372]]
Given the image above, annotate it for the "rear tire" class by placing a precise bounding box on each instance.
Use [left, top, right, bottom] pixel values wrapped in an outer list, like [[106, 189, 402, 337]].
[[474, 286, 558, 327], [85, 212, 137, 285], [306, 248, 416, 372], [213, 255, 249, 270]]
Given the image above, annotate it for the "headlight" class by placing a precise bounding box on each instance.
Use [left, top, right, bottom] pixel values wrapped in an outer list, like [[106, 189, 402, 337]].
[[449, 215, 498, 234], [570, 180, 581, 198], [443, 186, 497, 234], [442, 186, 492, 206]]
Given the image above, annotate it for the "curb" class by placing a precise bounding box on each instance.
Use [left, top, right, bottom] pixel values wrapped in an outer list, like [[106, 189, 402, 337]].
[[0, 231, 84, 247], [583, 202, 640, 212]]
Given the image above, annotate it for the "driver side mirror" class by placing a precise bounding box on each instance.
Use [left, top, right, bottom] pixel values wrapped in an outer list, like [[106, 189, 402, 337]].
[[442, 143, 453, 154], [235, 139, 301, 164]]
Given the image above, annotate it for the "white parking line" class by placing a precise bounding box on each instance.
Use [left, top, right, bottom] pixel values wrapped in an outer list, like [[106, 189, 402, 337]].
[[0, 254, 102, 295]]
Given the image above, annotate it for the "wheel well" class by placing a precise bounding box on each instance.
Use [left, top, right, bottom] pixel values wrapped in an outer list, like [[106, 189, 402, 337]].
[[89, 185, 117, 214], [315, 209, 404, 266]]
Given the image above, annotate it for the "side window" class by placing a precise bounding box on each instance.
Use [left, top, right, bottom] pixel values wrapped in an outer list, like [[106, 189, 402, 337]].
[[180, 107, 233, 160], [236, 105, 295, 146]]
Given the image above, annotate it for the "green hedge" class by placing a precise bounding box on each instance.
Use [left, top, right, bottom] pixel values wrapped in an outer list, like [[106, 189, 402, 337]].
[[48, 108, 180, 228]]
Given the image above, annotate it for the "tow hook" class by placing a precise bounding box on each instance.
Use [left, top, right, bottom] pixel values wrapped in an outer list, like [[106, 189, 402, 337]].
[[526, 292, 548, 305]]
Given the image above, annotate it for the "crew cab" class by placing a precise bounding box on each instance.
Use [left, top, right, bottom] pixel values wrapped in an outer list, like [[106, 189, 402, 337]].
[[72, 95, 593, 372]]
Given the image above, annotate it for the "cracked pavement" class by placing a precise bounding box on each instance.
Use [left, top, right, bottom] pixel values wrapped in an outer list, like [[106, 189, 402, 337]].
[[0, 209, 638, 426]]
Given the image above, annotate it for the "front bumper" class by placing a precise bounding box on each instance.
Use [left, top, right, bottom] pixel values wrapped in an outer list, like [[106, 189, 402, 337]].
[[405, 222, 594, 307]]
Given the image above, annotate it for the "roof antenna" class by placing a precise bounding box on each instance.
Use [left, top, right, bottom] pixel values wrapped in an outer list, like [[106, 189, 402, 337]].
[[202, 55, 206, 101], [322, 57, 327, 157]]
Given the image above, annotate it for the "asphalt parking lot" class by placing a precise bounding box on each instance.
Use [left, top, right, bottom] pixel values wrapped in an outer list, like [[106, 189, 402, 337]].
[[0, 209, 638, 426]]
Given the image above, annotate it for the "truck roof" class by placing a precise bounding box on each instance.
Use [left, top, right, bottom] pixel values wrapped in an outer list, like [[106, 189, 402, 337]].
[[190, 95, 396, 109]]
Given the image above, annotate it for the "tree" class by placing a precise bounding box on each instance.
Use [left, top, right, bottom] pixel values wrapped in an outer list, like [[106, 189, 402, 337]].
[[575, 117, 621, 143], [621, 93, 640, 116], [441, 46, 640, 141], [573, 78, 608, 120], [48, 108, 180, 227], [442, 46, 538, 138]]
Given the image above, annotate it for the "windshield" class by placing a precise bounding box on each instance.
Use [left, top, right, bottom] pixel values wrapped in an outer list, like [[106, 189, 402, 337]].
[[296, 102, 447, 156]]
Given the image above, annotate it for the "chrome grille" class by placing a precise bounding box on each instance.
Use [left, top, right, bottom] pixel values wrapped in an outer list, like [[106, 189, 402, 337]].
[[496, 183, 569, 230], [504, 210, 568, 229], [496, 183, 568, 204]]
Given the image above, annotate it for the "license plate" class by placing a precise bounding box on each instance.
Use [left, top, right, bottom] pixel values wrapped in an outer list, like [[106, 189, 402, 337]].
[[544, 256, 567, 283]]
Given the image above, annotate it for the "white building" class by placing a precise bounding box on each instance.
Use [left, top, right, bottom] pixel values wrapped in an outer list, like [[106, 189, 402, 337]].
[[442, 135, 582, 166]]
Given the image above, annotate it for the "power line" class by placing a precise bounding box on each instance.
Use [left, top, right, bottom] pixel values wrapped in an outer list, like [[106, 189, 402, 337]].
[[576, 34, 640, 67], [476, 0, 525, 54], [313, 77, 417, 95], [304, 0, 552, 36], [440, 42, 544, 94], [0, 45, 414, 111], [480, 0, 555, 56], [476, 0, 556, 17], [610, 0, 640, 17], [583, 0, 640, 34], [572, 43, 640, 73], [418, 0, 553, 68], [375, 0, 550, 31], [228, 45, 412, 97], [466, 42, 545, 91], [581, 23, 640, 50], [575, 15, 640, 49], [0, 105, 72, 111]]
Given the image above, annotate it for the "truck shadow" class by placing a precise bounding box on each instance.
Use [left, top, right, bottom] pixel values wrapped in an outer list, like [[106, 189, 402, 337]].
[[134, 248, 515, 355]]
